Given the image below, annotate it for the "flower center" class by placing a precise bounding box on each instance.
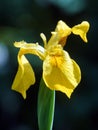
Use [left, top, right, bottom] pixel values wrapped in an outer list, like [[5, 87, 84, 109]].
[[47, 44, 63, 56], [45, 45, 64, 67]]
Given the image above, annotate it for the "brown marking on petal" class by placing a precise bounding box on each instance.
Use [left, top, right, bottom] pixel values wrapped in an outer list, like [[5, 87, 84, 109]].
[[58, 37, 67, 47]]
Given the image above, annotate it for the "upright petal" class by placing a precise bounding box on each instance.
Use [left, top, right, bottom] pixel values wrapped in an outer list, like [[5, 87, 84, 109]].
[[48, 20, 71, 47], [72, 21, 90, 42], [43, 51, 81, 98], [12, 50, 35, 99]]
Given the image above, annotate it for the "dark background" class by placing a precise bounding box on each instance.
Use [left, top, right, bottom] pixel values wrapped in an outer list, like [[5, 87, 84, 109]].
[[0, 0, 98, 130]]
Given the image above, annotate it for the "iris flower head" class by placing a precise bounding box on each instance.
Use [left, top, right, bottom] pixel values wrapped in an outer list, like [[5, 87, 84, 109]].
[[12, 20, 90, 99]]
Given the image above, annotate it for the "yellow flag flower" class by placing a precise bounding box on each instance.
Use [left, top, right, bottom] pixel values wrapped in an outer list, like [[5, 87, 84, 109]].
[[12, 20, 90, 99]]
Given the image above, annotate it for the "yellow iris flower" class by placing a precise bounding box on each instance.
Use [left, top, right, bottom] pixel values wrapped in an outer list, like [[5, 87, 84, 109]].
[[12, 20, 90, 99]]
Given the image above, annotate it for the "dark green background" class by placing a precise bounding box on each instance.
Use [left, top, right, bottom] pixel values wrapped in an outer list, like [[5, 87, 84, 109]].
[[0, 0, 98, 130]]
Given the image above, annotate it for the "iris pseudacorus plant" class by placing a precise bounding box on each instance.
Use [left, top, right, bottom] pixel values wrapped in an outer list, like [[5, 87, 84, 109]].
[[12, 20, 90, 99]]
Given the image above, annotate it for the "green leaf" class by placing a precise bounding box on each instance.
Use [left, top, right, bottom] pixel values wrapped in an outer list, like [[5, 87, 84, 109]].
[[38, 78, 55, 130]]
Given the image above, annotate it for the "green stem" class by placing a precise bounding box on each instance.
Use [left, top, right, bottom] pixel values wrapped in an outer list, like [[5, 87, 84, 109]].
[[37, 78, 55, 130]]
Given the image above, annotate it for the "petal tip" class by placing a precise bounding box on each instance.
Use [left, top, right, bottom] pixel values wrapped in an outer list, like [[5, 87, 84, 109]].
[[11, 86, 26, 99]]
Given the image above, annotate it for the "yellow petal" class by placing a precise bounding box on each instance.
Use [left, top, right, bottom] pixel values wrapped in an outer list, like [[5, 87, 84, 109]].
[[48, 20, 71, 47], [72, 21, 90, 42], [55, 20, 71, 35], [14, 41, 45, 60], [40, 33, 47, 48], [43, 51, 81, 98], [12, 50, 35, 99]]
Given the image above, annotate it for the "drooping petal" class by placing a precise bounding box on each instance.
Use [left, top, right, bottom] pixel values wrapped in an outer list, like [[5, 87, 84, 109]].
[[43, 51, 81, 98], [12, 50, 35, 99], [14, 41, 45, 60], [12, 41, 45, 99], [48, 20, 71, 47], [72, 21, 90, 42]]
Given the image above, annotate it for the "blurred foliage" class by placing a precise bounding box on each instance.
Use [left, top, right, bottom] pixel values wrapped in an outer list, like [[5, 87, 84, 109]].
[[0, 0, 98, 130]]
